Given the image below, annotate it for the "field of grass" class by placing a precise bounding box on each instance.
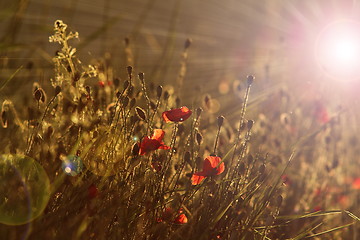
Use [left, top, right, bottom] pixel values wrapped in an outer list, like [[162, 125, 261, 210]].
[[1, 1, 360, 239]]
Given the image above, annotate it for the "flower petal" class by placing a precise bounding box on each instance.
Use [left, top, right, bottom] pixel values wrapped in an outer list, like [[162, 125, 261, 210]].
[[151, 129, 165, 141], [191, 172, 206, 185], [139, 137, 161, 155], [202, 156, 224, 176], [162, 106, 192, 123], [174, 213, 188, 224]]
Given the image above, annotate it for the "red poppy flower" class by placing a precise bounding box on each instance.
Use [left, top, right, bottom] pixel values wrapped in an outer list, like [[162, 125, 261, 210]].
[[352, 177, 360, 189], [139, 129, 170, 155], [162, 106, 192, 123], [157, 207, 188, 224], [174, 213, 188, 224], [191, 156, 225, 185]]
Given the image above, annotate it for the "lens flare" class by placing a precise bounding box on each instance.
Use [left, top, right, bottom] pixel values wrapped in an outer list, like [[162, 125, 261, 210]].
[[315, 20, 360, 81], [0, 154, 51, 225], [61, 155, 83, 176]]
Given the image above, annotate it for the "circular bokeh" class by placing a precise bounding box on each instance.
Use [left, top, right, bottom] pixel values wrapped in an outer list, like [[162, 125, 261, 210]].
[[0, 154, 51, 225]]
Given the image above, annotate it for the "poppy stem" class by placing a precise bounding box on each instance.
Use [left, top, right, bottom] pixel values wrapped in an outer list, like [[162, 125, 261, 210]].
[[213, 124, 222, 156], [229, 78, 252, 171]]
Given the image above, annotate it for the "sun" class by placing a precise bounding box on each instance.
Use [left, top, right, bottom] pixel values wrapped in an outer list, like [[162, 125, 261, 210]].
[[315, 19, 360, 81]]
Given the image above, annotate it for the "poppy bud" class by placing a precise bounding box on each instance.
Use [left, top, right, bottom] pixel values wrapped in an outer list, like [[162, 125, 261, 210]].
[[175, 97, 181, 108], [196, 132, 203, 145], [157, 85, 163, 98], [127, 66, 133, 78], [138, 72, 145, 82], [34, 88, 42, 102], [247, 75, 254, 85], [184, 38, 192, 49], [73, 71, 81, 82], [247, 120, 254, 131], [132, 143, 140, 156], [135, 107, 146, 121], [163, 91, 170, 101], [124, 37, 130, 46], [217, 116, 225, 128], [196, 107, 203, 118], [55, 86, 62, 96], [113, 77, 120, 87]]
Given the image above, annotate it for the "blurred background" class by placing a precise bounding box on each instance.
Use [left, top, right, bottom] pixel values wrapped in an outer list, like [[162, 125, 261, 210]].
[[1, 0, 360, 177]]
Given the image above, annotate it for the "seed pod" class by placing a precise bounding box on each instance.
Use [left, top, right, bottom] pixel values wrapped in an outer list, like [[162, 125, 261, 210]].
[[138, 72, 145, 82], [175, 97, 181, 108], [73, 72, 81, 82], [184, 38, 192, 49], [34, 88, 42, 102], [247, 75, 254, 85], [196, 132, 203, 145], [127, 66, 133, 78], [196, 107, 203, 118], [113, 77, 120, 87], [157, 85, 163, 98], [124, 37, 130, 46], [55, 86, 62, 96], [217, 116, 225, 128], [135, 107, 146, 121], [163, 91, 170, 101]]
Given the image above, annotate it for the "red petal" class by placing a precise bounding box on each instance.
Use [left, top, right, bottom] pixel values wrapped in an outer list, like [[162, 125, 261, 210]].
[[151, 129, 165, 141], [174, 213, 188, 224], [202, 156, 225, 176], [191, 172, 206, 185], [162, 106, 192, 123], [158, 143, 171, 150], [139, 137, 161, 155]]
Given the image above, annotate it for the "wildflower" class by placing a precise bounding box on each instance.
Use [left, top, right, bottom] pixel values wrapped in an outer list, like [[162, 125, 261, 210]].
[[157, 207, 188, 224], [139, 129, 170, 155], [352, 177, 360, 189], [191, 156, 225, 185], [174, 213, 188, 224], [162, 106, 192, 123]]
